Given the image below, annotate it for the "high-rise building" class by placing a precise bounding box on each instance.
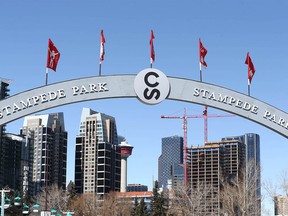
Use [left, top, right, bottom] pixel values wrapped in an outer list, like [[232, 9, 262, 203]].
[[19, 132, 34, 199], [222, 133, 260, 169], [187, 139, 246, 215], [0, 78, 11, 137], [222, 133, 261, 213], [0, 133, 34, 197], [74, 108, 121, 195], [0, 133, 22, 190], [158, 135, 183, 189], [0, 78, 13, 188], [274, 195, 288, 216], [186, 133, 261, 215], [171, 163, 184, 190], [21, 112, 67, 195]]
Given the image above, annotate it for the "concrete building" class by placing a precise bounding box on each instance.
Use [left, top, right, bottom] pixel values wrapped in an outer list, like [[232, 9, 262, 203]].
[[0, 78, 11, 139], [74, 108, 121, 195], [21, 112, 67, 195], [127, 184, 148, 192], [274, 195, 288, 216], [0, 78, 35, 197], [185, 133, 261, 215], [222, 133, 261, 213], [117, 191, 153, 209], [187, 139, 246, 215], [158, 135, 183, 189], [0, 78, 21, 190], [0, 133, 22, 190]]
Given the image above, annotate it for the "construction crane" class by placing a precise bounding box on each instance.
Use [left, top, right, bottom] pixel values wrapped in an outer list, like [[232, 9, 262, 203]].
[[161, 107, 235, 185], [202, 106, 235, 143]]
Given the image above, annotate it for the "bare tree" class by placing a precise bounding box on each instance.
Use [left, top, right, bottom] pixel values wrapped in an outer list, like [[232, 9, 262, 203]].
[[221, 161, 261, 216], [69, 192, 133, 216], [262, 170, 288, 215], [99, 192, 133, 216], [36, 184, 70, 212], [279, 170, 288, 195], [169, 182, 220, 216], [69, 193, 102, 216]]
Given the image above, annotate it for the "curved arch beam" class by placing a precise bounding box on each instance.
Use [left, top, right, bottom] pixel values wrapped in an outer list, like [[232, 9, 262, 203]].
[[0, 75, 287, 138]]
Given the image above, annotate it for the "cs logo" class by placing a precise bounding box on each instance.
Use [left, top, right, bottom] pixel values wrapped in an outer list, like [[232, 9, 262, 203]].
[[134, 68, 170, 105]]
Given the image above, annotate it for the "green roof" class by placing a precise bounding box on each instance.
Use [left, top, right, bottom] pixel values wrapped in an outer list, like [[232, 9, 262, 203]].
[[14, 196, 21, 201]]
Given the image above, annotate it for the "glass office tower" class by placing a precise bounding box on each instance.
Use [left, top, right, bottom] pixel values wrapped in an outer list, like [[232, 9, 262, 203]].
[[158, 135, 183, 189]]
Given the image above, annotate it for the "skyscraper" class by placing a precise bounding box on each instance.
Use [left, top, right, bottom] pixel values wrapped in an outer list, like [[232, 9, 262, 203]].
[[74, 108, 121, 195], [0, 78, 13, 189], [222, 133, 261, 213], [222, 133, 260, 171], [187, 142, 229, 214], [158, 135, 183, 189], [0, 78, 11, 137], [186, 133, 260, 215], [0, 133, 22, 190], [187, 139, 246, 215], [21, 112, 67, 195]]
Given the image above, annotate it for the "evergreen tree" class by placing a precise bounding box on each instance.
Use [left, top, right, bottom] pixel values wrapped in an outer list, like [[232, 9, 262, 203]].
[[150, 181, 167, 216], [131, 198, 139, 216], [66, 180, 77, 205], [132, 198, 150, 216]]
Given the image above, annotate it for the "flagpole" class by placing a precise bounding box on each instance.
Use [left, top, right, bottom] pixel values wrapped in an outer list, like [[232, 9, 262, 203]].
[[248, 52, 250, 96], [45, 68, 48, 85], [199, 62, 202, 82], [247, 52, 251, 96], [150, 30, 155, 69], [99, 62, 102, 76], [99, 30, 105, 77], [248, 80, 251, 96]]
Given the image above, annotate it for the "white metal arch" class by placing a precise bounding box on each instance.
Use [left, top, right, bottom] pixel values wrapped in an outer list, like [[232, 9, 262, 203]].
[[0, 74, 287, 138]]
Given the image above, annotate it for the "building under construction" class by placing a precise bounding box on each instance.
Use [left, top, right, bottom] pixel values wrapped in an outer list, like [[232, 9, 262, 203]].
[[186, 139, 246, 214]]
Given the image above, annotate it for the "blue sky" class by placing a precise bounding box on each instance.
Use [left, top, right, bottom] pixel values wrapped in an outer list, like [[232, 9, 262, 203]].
[[1, 1, 288, 213]]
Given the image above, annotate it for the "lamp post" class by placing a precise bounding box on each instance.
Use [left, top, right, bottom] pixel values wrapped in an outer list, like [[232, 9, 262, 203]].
[[0, 189, 10, 216]]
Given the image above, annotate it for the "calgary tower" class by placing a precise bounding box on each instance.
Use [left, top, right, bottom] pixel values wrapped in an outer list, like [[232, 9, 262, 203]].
[[119, 140, 133, 192]]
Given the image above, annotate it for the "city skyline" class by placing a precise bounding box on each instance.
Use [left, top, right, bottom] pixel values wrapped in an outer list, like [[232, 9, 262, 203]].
[[1, 1, 288, 213]]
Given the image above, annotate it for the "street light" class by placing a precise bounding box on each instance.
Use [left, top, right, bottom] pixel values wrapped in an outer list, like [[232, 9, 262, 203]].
[[51, 209, 57, 216], [0, 189, 10, 216], [22, 204, 30, 215], [14, 196, 22, 206], [32, 203, 40, 213], [1, 192, 30, 216]]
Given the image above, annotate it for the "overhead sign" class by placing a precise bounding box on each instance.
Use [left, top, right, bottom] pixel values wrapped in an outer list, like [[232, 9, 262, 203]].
[[0, 69, 287, 138]]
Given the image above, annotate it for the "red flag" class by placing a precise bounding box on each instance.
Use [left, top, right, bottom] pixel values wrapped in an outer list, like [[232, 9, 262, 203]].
[[199, 39, 208, 67], [100, 30, 105, 62], [245, 52, 256, 84], [150, 30, 155, 64], [46, 38, 60, 72]]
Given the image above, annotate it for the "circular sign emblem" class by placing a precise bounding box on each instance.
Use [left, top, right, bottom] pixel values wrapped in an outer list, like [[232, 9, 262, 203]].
[[134, 68, 170, 105]]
